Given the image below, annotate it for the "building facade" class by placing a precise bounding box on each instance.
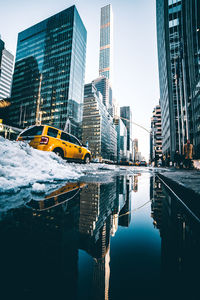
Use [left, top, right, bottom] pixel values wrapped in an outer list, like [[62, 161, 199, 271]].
[[115, 119, 127, 163], [82, 82, 117, 162], [156, 0, 200, 159], [99, 4, 113, 83], [150, 104, 163, 166], [0, 37, 14, 100], [133, 138, 138, 162], [120, 106, 132, 157], [9, 6, 87, 139], [184, 0, 200, 157], [92, 76, 111, 110]]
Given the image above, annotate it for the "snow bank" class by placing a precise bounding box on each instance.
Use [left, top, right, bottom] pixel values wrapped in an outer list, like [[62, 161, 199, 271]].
[[193, 160, 200, 170], [0, 137, 84, 194], [0, 137, 143, 213]]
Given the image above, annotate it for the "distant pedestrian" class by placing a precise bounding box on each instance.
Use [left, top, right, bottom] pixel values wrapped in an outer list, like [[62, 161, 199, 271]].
[[166, 154, 170, 167], [183, 140, 193, 169], [162, 155, 166, 167], [174, 150, 181, 168]]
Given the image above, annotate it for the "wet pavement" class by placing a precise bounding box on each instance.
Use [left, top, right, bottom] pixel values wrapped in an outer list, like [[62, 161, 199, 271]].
[[0, 169, 200, 300]]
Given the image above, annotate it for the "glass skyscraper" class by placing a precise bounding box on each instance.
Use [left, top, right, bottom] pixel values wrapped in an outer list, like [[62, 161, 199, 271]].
[[99, 4, 113, 83], [185, 0, 200, 157], [9, 5, 87, 139], [0, 37, 14, 100], [156, 0, 200, 159], [157, 0, 187, 159], [120, 106, 132, 154]]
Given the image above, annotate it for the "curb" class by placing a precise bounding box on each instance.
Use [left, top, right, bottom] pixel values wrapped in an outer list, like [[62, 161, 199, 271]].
[[156, 172, 200, 218]]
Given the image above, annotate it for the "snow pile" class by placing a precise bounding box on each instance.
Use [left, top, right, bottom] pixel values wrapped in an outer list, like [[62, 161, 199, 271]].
[[0, 137, 84, 194], [193, 160, 200, 170], [0, 137, 144, 213]]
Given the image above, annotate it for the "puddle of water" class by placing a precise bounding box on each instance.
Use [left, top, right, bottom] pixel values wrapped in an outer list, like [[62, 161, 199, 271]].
[[0, 172, 199, 299]]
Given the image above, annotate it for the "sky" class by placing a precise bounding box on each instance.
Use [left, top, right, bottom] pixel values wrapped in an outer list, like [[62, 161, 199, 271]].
[[0, 0, 160, 160]]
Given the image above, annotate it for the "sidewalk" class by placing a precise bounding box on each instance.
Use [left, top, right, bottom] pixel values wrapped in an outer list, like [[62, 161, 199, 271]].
[[156, 168, 200, 198], [156, 168, 200, 219]]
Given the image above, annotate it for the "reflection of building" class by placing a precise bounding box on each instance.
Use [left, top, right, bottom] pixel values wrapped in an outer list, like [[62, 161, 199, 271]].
[[82, 82, 117, 161], [99, 4, 113, 83], [133, 175, 139, 193], [150, 175, 164, 230], [118, 177, 131, 227], [150, 104, 162, 166], [9, 5, 87, 139], [1, 178, 133, 299], [92, 246, 110, 300], [0, 37, 14, 100], [150, 175, 200, 297]]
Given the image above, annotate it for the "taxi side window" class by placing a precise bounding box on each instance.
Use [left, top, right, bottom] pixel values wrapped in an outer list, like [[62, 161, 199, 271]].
[[61, 132, 70, 142], [69, 135, 81, 146], [47, 128, 59, 138]]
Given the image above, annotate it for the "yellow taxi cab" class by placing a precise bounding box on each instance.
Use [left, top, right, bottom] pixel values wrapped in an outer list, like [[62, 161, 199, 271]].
[[17, 124, 91, 163]]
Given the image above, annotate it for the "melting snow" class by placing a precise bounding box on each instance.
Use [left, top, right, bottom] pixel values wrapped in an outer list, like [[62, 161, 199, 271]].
[[0, 137, 147, 213]]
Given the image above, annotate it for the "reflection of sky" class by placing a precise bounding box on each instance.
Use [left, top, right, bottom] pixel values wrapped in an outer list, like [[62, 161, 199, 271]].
[[78, 250, 93, 299], [110, 174, 161, 298]]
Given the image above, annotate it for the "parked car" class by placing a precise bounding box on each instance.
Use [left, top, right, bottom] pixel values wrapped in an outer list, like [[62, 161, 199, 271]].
[[139, 161, 147, 167], [17, 125, 91, 163]]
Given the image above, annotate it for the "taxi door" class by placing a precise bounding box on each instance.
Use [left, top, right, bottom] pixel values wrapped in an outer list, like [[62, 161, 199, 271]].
[[60, 132, 74, 158], [69, 136, 84, 160]]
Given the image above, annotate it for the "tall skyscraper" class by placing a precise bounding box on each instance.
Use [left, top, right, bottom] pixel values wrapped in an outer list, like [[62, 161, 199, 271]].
[[9, 6, 87, 138], [99, 4, 113, 83], [150, 104, 162, 166], [184, 0, 200, 157], [120, 106, 132, 154], [0, 36, 14, 100], [133, 138, 138, 162], [156, 0, 199, 159]]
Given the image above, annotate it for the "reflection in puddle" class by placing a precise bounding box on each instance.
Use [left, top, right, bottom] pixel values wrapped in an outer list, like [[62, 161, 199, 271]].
[[0, 173, 199, 299]]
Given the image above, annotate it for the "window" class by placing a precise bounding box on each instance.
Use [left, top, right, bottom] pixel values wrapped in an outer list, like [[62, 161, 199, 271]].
[[61, 132, 70, 142], [21, 125, 44, 137], [69, 135, 81, 145], [47, 127, 58, 138]]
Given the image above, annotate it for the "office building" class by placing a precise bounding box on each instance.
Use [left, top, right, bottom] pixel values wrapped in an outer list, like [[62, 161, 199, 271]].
[[9, 6, 87, 139], [133, 138, 138, 162], [156, 0, 200, 159], [82, 82, 117, 162], [115, 119, 127, 163], [150, 104, 162, 166], [92, 76, 110, 109], [120, 106, 132, 157], [184, 0, 200, 157], [0, 37, 14, 100], [99, 4, 113, 83]]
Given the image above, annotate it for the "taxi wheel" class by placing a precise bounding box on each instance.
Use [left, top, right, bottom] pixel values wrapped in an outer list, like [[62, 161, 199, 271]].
[[53, 148, 64, 159], [84, 154, 90, 164]]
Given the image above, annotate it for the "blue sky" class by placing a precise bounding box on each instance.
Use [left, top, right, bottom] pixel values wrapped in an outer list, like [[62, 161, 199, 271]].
[[1, 0, 159, 160]]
